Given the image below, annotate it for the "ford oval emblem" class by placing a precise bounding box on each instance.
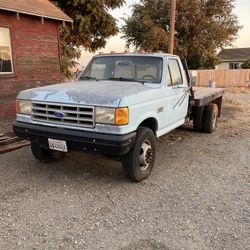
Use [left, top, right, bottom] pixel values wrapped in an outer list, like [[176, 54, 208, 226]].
[[55, 111, 65, 118]]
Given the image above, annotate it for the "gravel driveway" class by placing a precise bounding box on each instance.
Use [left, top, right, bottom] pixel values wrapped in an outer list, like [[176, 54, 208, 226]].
[[0, 94, 249, 250]]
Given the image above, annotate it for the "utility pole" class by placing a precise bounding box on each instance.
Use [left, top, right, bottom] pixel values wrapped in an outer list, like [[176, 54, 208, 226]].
[[168, 0, 176, 54]]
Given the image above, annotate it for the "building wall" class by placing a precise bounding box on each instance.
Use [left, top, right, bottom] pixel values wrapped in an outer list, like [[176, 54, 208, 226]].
[[0, 11, 61, 118], [216, 62, 230, 69]]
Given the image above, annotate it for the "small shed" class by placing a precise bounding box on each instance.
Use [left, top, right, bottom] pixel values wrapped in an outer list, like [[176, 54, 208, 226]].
[[217, 48, 250, 69], [0, 0, 72, 118]]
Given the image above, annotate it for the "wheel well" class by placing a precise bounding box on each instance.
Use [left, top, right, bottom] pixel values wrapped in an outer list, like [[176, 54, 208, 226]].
[[138, 118, 158, 135]]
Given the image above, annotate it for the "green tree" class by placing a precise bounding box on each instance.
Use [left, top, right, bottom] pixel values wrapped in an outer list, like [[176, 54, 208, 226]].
[[51, 0, 124, 78], [241, 58, 250, 69], [122, 0, 241, 69]]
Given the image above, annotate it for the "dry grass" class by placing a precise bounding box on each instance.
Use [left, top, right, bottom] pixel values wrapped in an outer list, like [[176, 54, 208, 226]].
[[223, 97, 242, 106], [224, 86, 250, 93]]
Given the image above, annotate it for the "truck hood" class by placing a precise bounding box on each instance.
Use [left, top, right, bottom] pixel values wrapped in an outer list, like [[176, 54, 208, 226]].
[[18, 80, 155, 107]]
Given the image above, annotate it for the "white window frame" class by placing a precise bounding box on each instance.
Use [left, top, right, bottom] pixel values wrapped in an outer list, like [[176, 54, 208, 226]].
[[0, 27, 14, 75]]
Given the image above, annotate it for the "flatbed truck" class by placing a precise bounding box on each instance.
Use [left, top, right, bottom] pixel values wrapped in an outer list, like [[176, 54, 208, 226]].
[[13, 53, 224, 181]]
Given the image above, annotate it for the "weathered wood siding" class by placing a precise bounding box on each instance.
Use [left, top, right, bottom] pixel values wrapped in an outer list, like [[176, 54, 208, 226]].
[[0, 11, 61, 118], [192, 69, 250, 87]]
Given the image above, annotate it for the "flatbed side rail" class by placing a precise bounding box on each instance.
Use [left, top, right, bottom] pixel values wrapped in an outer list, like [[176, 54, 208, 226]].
[[192, 87, 224, 117], [192, 87, 224, 106]]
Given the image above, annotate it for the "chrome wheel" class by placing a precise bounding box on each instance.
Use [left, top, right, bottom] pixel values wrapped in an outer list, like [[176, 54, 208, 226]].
[[139, 140, 153, 171]]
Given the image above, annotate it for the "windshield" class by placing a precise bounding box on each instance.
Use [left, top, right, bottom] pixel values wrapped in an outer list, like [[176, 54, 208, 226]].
[[79, 56, 163, 83]]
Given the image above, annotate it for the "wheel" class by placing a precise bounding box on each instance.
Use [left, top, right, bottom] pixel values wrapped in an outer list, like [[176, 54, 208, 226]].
[[121, 127, 156, 182], [193, 106, 205, 131], [31, 142, 66, 163], [202, 103, 218, 133]]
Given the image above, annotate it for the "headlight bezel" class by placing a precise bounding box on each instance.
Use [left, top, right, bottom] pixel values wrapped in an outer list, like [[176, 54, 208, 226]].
[[16, 99, 32, 115]]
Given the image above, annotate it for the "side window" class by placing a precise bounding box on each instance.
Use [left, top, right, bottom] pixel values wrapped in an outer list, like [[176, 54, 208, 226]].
[[168, 59, 183, 86], [229, 63, 239, 69], [0, 27, 13, 74]]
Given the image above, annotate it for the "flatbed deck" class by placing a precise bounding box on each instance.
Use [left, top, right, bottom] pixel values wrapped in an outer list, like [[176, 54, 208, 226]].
[[192, 87, 224, 107]]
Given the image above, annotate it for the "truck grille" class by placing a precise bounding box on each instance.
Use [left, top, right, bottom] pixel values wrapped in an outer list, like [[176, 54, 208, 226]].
[[31, 102, 95, 128]]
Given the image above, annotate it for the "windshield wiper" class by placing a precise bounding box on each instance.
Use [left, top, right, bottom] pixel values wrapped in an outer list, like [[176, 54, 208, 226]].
[[79, 76, 98, 81], [108, 77, 144, 85]]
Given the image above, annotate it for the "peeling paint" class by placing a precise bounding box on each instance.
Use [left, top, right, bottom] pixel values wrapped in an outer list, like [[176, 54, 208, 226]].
[[18, 80, 155, 107]]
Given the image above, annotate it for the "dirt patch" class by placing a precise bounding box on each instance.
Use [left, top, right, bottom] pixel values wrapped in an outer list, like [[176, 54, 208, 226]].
[[224, 87, 250, 94], [0, 117, 15, 134]]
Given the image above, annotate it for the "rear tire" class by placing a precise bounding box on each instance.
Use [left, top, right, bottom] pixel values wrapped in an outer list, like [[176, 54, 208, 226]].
[[193, 106, 205, 131], [121, 127, 156, 182], [31, 142, 66, 163], [202, 103, 218, 133]]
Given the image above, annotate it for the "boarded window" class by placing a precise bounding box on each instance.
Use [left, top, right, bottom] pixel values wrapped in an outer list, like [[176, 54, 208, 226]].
[[0, 27, 13, 74]]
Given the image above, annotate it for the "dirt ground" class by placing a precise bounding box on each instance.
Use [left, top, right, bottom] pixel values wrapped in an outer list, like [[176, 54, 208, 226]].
[[0, 93, 249, 250], [0, 117, 15, 135]]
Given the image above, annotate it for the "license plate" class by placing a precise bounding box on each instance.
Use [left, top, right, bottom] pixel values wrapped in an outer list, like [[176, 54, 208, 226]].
[[48, 138, 68, 152]]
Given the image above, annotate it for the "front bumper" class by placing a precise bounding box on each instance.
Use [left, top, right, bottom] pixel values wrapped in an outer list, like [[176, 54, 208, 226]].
[[13, 122, 136, 156]]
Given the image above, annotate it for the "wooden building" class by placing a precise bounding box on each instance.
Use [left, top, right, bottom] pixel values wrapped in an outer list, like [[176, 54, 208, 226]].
[[0, 0, 72, 118]]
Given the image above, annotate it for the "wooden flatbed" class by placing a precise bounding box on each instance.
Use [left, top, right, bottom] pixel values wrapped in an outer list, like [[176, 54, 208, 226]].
[[192, 87, 224, 107]]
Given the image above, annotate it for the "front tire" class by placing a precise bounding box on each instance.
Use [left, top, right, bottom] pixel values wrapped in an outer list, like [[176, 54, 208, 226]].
[[121, 127, 156, 182], [31, 142, 66, 163]]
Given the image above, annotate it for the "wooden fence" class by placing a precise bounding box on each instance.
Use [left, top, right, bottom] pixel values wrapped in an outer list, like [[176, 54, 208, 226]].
[[190, 69, 250, 87]]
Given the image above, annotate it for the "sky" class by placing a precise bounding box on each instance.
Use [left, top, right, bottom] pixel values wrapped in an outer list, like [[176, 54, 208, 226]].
[[79, 0, 250, 67], [233, 0, 250, 47]]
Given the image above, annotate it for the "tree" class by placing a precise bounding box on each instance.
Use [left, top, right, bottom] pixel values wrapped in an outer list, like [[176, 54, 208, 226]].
[[241, 58, 250, 69], [51, 0, 124, 78], [122, 0, 241, 69]]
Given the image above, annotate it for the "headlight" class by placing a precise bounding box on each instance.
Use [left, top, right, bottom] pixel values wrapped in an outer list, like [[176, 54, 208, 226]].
[[16, 100, 32, 115], [95, 107, 115, 124], [95, 107, 128, 125]]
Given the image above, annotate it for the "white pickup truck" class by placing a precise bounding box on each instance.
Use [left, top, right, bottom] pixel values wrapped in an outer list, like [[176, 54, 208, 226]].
[[13, 53, 224, 181]]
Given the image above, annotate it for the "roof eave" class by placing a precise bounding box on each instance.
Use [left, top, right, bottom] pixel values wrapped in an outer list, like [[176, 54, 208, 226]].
[[221, 59, 246, 62], [0, 6, 73, 23]]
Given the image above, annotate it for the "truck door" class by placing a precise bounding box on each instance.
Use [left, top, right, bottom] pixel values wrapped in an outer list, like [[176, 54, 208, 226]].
[[163, 58, 189, 128]]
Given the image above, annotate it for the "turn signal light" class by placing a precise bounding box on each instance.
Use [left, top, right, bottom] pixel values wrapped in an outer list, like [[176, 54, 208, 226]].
[[115, 107, 128, 125]]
